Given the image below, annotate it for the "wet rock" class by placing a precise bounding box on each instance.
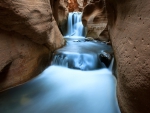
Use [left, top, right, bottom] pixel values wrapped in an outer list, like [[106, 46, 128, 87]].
[[99, 50, 112, 67], [73, 40, 81, 42], [85, 37, 94, 41]]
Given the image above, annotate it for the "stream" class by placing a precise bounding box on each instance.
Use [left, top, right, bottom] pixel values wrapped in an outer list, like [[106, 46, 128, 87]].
[[0, 12, 120, 113]]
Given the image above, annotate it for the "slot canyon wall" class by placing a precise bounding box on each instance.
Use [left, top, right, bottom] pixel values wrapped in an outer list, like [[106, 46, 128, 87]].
[[0, 0, 66, 91], [81, 0, 150, 112], [105, 0, 150, 113], [82, 0, 109, 41], [50, 0, 68, 27]]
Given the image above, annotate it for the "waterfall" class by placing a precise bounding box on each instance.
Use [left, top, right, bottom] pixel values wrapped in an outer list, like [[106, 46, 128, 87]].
[[65, 12, 85, 38]]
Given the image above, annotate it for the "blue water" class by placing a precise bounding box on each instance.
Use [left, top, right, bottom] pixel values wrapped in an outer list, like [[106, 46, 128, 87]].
[[0, 66, 120, 113], [51, 38, 113, 70], [65, 12, 85, 37]]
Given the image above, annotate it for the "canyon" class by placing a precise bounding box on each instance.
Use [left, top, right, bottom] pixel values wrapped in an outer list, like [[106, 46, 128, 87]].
[[0, 0, 150, 113]]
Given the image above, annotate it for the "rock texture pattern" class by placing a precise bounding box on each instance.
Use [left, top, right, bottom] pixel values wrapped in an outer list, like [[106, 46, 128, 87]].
[[82, 0, 109, 41], [0, 0, 65, 49], [0, 30, 50, 91], [50, 0, 69, 35], [0, 0, 65, 91], [105, 0, 150, 113], [50, 0, 68, 26]]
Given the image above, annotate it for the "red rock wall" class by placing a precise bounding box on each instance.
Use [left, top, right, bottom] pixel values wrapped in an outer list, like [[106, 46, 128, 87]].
[[105, 0, 150, 113], [0, 0, 65, 91], [68, 0, 87, 12]]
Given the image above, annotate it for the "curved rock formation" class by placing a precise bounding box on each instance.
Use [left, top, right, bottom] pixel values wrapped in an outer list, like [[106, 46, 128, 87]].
[[50, 0, 68, 26], [105, 0, 150, 113], [82, 0, 109, 41], [0, 0, 65, 91], [50, 0, 69, 35]]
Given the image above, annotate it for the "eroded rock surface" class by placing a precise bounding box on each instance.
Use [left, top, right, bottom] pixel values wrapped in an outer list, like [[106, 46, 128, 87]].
[[50, 0, 69, 36], [82, 0, 109, 41], [0, 0, 65, 49], [50, 0, 68, 26], [106, 0, 150, 113], [0, 0, 65, 91], [0, 30, 50, 91]]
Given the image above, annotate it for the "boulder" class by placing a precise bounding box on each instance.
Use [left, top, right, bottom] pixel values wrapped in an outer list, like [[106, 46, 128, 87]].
[[105, 0, 150, 113]]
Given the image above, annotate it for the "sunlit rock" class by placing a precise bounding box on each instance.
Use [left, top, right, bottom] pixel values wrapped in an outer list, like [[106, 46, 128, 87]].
[[68, 0, 87, 12]]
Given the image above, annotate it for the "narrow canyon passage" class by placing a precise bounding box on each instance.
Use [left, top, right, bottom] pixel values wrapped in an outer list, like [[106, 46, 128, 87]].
[[0, 12, 120, 113]]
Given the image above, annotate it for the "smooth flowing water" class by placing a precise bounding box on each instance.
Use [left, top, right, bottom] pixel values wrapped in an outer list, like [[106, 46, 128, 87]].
[[65, 12, 85, 38], [0, 12, 120, 113], [51, 38, 112, 70], [0, 66, 120, 113]]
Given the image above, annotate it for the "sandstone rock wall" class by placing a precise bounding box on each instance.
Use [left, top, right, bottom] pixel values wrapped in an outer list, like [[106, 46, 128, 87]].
[[0, 29, 50, 91], [0, 0, 65, 91], [50, 0, 69, 35], [50, 0, 68, 26], [82, 0, 109, 41], [105, 0, 150, 113], [0, 0, 65, 49]]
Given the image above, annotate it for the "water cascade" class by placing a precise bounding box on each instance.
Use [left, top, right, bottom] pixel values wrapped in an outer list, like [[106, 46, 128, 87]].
[[51, 39, 113, 70], [52, 12, 113, 70], [65, 12, 85, 38], [0, 12, 120, 113]]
